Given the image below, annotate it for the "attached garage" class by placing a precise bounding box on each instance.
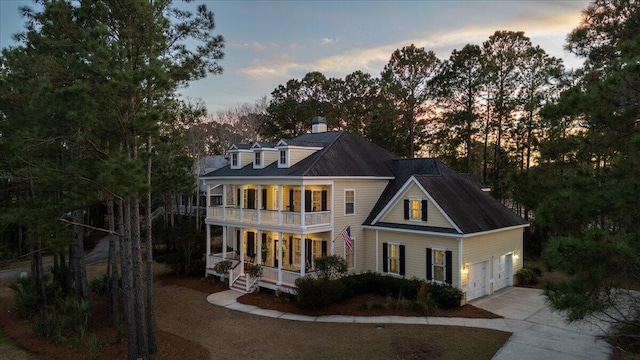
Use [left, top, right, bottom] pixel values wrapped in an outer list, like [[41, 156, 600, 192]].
[[466, 261, 488, 302], [492, 253, 513, 292]]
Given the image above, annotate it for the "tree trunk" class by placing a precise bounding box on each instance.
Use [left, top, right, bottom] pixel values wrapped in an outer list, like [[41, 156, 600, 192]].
[[146, 136, 157, 354], [107, 196, 120, 325], [71, 209, 91, 305], [131, 200, 149, 357], [120, 199, 137, 359]]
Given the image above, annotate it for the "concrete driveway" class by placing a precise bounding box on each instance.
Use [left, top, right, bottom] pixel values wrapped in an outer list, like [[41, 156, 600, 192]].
[[472, 287, 612, 360]]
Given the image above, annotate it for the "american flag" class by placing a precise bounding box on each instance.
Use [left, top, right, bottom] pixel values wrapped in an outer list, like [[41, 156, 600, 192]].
[[342, 225, 353, 254]]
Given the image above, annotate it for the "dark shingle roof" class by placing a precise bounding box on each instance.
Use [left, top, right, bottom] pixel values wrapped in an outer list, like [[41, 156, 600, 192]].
[[203, 131, 398, 178], [364, 159, 528, 234]]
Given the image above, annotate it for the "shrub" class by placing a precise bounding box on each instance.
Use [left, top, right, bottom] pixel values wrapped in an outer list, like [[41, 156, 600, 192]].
[[9, 277, 40, 318], [313, 255, 348, 280], [246, 264, 263, 278], [214, 260, 233, 274], [428, 282, 463, 309], [516, 267, 539, 285], [295, 276, 346, 308], [89, 274, 110, 299]]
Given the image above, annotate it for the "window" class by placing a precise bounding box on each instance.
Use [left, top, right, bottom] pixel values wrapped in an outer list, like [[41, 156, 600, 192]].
[[427, 248, 452, 284], [345, 237, 356, 269], [231, 153, 238, 167], [344, 190, 355, 215], [383, 242, 404, 275], [433, 250, 446, 282], [254, 151, 262, 167], [410, 199, 421, 220], [279, 150, 287, 166], [404, 199, 428, 221]]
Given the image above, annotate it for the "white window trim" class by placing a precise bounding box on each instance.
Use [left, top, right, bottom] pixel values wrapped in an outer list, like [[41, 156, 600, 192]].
[[408, 198, 423, 222], [387, 242, 400, 276], [278, 149, 289, 168], [254, 151, 263, 168], [344, 236, 356, 270], [431, 247, 447, 284], [230, 152, 239, 169], [344, 189, 356, 216]]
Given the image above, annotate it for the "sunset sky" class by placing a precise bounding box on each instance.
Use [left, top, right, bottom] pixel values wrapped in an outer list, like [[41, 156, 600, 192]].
[[1, 0, 591, 115]]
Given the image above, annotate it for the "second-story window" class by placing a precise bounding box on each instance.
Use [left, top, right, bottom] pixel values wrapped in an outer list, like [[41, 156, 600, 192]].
[[254, 151, 262, 167], [344, 189, 355, 215], [279, 150, 287, 166], [231, 153, 238, 167]]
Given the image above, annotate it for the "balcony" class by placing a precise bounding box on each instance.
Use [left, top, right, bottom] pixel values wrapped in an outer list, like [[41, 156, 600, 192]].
[[207, 206, 330, 229]]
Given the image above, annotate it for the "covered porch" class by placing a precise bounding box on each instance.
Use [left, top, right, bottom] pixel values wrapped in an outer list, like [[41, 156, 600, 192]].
[[205, 225, 330, 291]]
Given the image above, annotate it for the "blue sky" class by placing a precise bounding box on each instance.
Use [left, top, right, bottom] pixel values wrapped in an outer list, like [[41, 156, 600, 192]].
[[1, 0, 591, 116]]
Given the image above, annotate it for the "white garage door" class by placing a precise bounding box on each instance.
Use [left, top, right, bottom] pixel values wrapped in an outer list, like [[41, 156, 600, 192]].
[[466, 261, 488, 301], [493, 254, 512, 292]]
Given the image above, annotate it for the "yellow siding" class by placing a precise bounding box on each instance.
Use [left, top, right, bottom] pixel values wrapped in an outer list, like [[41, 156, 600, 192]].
[[238, 151, 253, 168], [463, 228, 524, 275], [288, 148, 318, 166], [262, 150, 279, 167], [374, 230, 460, 288], [381, 182, 455, 229], [333, 179, 389, 274]]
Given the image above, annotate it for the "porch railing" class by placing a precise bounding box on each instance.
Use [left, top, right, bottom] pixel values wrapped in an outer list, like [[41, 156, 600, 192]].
[[207, 206, 331, 228], [304, 211, 330, 227]]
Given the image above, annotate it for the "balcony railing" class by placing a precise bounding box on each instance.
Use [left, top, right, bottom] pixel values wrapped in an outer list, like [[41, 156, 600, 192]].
[[206, 207, 330, 228]]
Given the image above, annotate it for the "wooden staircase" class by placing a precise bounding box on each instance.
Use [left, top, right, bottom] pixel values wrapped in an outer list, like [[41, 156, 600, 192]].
[[230, 274, 249, 294]]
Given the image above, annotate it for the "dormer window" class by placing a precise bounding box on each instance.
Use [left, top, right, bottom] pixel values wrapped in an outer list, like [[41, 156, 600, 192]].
[[254, 151, 262, 167], [231, 153, 238, 167], [279, 149, 287, 166]]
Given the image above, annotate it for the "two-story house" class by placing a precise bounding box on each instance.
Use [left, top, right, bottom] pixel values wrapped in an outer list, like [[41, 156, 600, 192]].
[[201, 117, 528, 302]]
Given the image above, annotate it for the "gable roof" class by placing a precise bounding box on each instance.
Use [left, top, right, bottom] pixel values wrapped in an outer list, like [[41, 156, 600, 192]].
[[202, 131, 399, 178], [364, 159, 528, 234]]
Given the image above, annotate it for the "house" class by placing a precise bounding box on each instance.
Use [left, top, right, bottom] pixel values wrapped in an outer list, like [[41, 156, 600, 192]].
[[177, 155, 228, 215], [201, 117, 528, 302]]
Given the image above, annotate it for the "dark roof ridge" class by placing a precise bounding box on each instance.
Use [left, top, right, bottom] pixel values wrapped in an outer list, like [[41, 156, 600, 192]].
[[300, 131, 345, 176]]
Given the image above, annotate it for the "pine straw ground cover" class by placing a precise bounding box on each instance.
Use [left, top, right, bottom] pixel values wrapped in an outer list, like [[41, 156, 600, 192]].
[[0, 269, 510, 360]]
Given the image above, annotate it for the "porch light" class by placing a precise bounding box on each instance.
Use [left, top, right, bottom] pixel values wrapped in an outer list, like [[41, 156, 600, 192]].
[[513, 253, 519, 260], [461, 265, 468, 275]]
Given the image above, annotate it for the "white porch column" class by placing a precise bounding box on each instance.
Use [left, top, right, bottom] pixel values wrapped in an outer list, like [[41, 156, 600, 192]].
[[222, 184, 227, 221], [239, 227, 245, 274], [206, 224, 211, 269], [278, 185, 283, 226], [257, 184, 262, 224], [222, 226, 228, 259], [277, 231, 283, 284], [257, 230, 262, 265], [300, 234, 306, 276], [300, 184, 306, 228], [240, 185, 245, 222], [330, 183, 335, 254], [375, 229, 379, 272]]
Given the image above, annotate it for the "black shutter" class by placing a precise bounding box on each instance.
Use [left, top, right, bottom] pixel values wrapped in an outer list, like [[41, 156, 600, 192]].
[[382, 242, 388, 272], [237, 188, 241, 206], [289, 189, 294, 211], [445, 250, 453, 284], [305, 190, 312, 212], [288, 236, 293, 265], [321, 190, 327, 211], [236, 230, 241, 254], [261, 233, 268, 260], [404, 199, 410, 219], [262, 188, 267, 210], [426, 248, 433, 280], [321, 241, 327, 257], [247, 232, 255, 257], [421, 200, 428, 221], [399, 245, 406, 276]]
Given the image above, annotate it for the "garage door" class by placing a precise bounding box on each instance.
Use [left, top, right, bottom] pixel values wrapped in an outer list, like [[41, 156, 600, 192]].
[[493, 254, 512, 292], [466, 261, 488, 301]]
